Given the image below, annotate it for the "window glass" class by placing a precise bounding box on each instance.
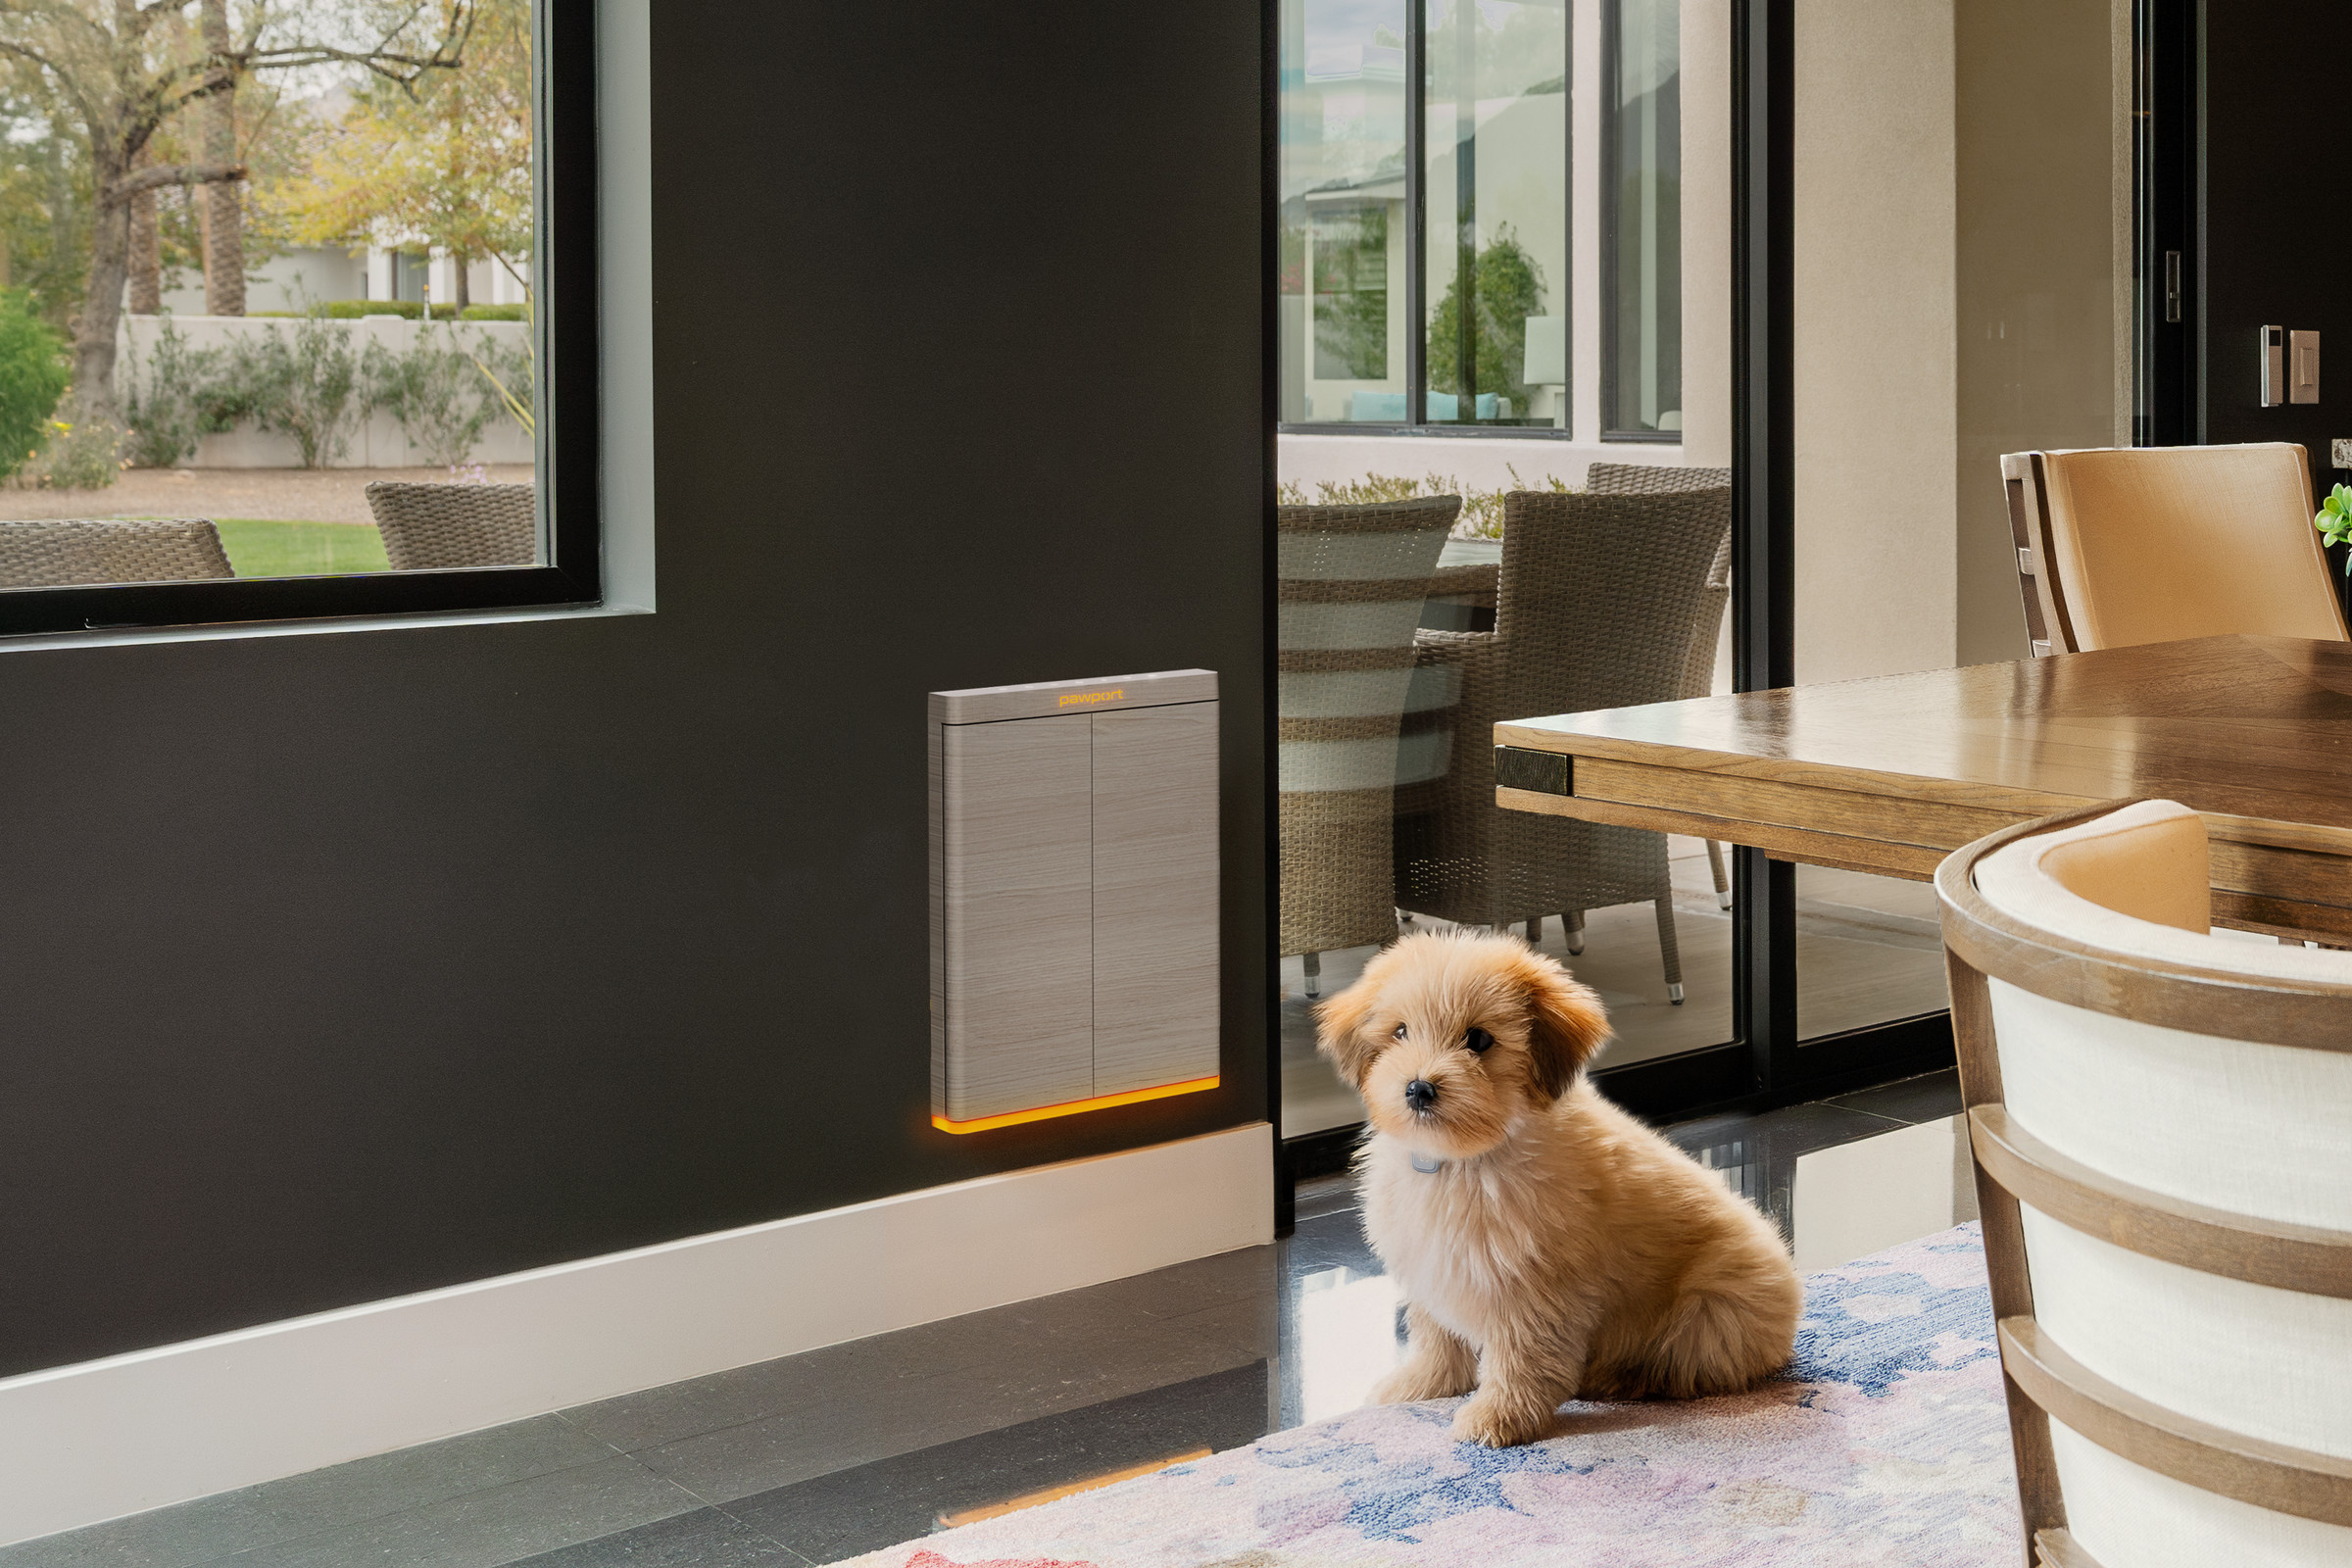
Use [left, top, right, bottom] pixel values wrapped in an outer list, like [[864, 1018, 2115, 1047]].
[[1280, 0, 1407, 426], [0, 0, 539, 591], [1422, 0, 1568, 429], [1604, 0, 1682, 438], [1278, 0, 1564, 433]]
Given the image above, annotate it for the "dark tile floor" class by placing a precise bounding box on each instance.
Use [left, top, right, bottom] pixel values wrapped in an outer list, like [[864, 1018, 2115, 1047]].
[[7, 1070, 1969, 1568]]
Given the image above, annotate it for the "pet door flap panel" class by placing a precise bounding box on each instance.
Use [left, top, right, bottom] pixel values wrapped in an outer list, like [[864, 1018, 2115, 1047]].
[[937, 713, 1097, 1122], [1091, 703, 1220, 1096], [930, 670, 1220, 1131]]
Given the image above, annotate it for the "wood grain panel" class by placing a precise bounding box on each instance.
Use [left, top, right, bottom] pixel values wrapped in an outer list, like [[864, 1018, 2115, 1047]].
[[1495, 785, 1945, 878], [1091, 703, 1221, 1096], [940, 714, 1098, 1122], [1497, 635, 2352, 930], [2208, 838, 2352, 911], [1495, 634, 2352, 823], [1572, 756, 2034, 851]]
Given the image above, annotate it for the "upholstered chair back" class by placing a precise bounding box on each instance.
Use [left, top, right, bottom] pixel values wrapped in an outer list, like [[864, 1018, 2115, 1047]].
[[1999, 444, 2347, 656], [1938, 800, 2352, 1568]]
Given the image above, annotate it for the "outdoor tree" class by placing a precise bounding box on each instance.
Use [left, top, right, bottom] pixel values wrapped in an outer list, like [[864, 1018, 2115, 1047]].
[[1425, 226, 1545, 412], [0, 0, 477, 418], [274, 0, 528, 310]]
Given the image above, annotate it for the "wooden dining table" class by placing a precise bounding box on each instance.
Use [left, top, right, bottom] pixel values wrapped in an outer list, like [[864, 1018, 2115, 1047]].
[[1491, 632, 2352, 940]]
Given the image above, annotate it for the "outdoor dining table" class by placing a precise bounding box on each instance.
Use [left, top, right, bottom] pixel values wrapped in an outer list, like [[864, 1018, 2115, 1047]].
[[1490, 632, 2352, 941]]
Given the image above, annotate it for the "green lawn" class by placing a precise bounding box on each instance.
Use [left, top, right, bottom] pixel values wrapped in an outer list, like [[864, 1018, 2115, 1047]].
[[212, 518, 392, 578]]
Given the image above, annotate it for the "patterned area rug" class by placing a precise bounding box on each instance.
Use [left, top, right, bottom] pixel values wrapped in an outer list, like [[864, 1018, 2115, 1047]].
[[833, 1224, 2018, 1568]]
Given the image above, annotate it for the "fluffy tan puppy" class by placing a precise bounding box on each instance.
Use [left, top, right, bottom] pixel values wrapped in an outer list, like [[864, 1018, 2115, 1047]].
[[1316, 928, 1801, 1447]]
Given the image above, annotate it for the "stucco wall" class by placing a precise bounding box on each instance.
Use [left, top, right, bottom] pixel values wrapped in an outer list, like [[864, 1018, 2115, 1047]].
[[118, 314, 534, 468]]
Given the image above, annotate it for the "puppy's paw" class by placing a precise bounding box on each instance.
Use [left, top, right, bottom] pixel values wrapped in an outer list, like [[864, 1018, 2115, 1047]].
[[1449, 1391, 1554, 1447], [1370, 1361, 1475, 1405]]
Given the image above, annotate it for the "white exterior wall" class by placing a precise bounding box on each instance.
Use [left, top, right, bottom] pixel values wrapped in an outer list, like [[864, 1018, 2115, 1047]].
[[152, 246, 368, 318], [118, 314, 535, 468]]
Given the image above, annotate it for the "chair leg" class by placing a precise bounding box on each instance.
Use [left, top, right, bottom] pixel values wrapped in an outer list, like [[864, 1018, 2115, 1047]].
[[1654, 898, 1685, 1004], [1706, 840, 1733, 909], [1301, 950, 1321, 999], [1525, 916, 1544, 945], [1563, 910, 1585, 956]]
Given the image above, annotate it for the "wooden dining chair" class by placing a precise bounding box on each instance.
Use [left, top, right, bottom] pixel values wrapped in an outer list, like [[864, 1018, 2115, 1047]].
[[1937, 799, 2352, 1568], [1999, 443, 2347, 656]]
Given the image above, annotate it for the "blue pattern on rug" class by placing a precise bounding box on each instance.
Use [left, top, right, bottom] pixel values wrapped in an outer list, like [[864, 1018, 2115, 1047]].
[[841, 1223, 2020, 1568]]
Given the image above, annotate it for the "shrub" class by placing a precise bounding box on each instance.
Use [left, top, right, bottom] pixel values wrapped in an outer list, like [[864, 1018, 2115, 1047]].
[[365, 322, 499, 466], [459, 303, 528, 321], [232, 317, 364, 468], [314, 299, 423, 319], [1273, 466, 1573, 540], [122, 317, 224, 467], [470, 331, 534, 430], [30, 416, 125, 490], [0, 289, 71, 479]]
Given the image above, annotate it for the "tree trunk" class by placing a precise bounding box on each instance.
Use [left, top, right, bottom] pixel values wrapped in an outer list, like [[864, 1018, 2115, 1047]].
[[201, 0, 244, 317], [75, 166, 132, 418], [126, 163, 161, 315], [453, 257, 469, 311]]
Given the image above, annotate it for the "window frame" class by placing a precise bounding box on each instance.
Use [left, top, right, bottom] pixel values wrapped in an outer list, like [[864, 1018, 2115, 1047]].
[[1276, 0, 1575, 441], [0, 0, 599, 641]]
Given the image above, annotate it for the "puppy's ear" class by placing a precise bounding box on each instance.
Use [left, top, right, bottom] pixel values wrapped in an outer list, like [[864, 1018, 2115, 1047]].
[[1515, 949, 1611, 1102], [1313, 975, 1385, 1089]]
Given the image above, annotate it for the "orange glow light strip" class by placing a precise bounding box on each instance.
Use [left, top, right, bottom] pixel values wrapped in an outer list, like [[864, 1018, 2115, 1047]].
[[932, 1075, 1221, 1134], [936, 1447, 1213, 1528]]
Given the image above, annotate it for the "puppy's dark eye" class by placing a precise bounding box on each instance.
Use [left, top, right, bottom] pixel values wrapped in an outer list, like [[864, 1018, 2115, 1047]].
[[1463, 1027, 1494, 1055], [1392, 1023, 1407, 1041]]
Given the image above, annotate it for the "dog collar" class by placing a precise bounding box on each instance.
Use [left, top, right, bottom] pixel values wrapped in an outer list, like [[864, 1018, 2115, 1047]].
[[1409, 1152, 1446, 1175]]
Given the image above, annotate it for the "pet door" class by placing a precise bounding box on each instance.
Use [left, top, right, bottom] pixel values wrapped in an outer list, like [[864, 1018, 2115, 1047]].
[[929, 670, 1221, 1131]]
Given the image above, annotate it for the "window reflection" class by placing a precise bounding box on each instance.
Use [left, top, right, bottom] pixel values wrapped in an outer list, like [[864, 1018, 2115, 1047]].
[[1279, 0, 1565, 430], [1604, 0, 1682, 438], [1423, 0, 1568, 428]]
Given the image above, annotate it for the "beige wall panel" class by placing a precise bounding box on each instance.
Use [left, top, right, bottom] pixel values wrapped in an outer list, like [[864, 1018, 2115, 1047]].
[[1954, 0, 2121, 667], [940, 714, 1098, 1121], [1791, 0, 1957, 687], [1680, 0, 1733, 471], [1091, 703, 1221, 1096]]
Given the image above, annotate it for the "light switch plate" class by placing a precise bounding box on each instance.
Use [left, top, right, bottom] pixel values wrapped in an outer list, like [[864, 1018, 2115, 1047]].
[[2291, 329, 2322, 404], [2333, 438, 2352, 469]]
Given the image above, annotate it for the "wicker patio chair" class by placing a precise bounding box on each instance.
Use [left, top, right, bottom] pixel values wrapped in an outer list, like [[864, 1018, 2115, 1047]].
[[1589, 465, 1735, 914], [0, 518, 233, 588], [1395, 480, 1732, 1002], [1280, 494, 1461, 996], [364, 482, 536, 570]]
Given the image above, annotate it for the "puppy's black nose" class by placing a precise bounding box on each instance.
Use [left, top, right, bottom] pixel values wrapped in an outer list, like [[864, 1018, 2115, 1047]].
[[1403, 1078, 1437, 1112]]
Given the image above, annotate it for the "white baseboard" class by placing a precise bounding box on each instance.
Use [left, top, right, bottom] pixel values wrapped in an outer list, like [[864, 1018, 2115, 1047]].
[[0, 1121, 1274, 1548]]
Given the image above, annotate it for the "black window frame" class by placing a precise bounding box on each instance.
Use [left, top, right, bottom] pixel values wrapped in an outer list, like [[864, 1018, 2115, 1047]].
[[1276, 0, 1575, 441], [0, 0, 600, 641]]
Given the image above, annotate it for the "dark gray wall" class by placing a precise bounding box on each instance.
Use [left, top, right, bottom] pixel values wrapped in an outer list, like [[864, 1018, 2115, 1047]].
[[0, 0, 1270, 1378]]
